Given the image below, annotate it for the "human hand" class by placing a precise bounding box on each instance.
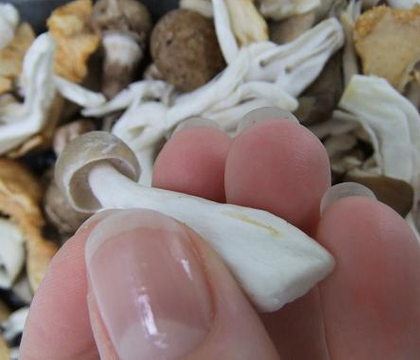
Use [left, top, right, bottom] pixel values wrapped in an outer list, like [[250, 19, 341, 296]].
[[20, 115, 420, 359]]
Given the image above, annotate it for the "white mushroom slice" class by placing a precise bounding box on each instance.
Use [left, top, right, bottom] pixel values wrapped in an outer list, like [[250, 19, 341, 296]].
[[54, 76, 106, 108], [1, 307, 29, 342], [0, 219, 25, 289], [387, 0, 420, 8], [339, 75, 420, 185], [0, 33, 57, 155], [246, 18, 344, 96], [258, 0, 321, 21], [0, 4, 19, 50], [212, 0, 239, 64], [56, 131, 335, 312], [180, 0, 213, 17]]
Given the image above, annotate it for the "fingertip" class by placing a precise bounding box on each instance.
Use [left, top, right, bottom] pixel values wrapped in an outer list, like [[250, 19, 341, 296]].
[[153, 127, 232, 202], [225, 119, 330, 231]]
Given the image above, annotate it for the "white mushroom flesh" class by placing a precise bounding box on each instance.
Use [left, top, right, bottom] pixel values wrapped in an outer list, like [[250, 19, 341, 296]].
[[84, 163, 335, 312], [1, 307, 28, 342], [387, 0, 420, 8], [0, 219, 25, 289], [0, 4, 19, 51], [258, 0, 321, 21]]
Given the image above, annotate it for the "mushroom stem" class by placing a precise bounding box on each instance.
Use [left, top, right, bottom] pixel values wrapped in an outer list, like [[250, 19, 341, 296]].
[[87, 162, 334, 312]]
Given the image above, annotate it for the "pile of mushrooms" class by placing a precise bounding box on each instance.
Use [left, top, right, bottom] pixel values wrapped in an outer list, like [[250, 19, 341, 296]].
[[1, 0, 420, 354]]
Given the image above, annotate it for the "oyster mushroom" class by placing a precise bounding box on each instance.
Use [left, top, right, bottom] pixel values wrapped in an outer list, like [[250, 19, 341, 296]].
[[353, 6, 420, 92], [150, 9, 225, 92], [55, 131, 334, 312], [0, 159, 57, 291], [47, 0, 100, 83], [92, 0, 152, 98]]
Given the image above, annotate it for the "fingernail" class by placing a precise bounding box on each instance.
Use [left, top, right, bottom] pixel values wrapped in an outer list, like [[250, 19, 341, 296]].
[[173, 117, 220, 136], [320, 182, 376, 214], [236, 106, 299, 134], [76, 209, 121, 234], [86, 209, 212, 360]]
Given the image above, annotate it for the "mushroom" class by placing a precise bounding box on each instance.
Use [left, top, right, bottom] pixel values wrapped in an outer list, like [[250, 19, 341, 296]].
[[387, 0, 420, 8], [353, 6, 420, 92], [0, 334, 8, 360], [92, 0, 152, 98], [150, 9, 225, 92], [0, 159, 57, 291], [47, 0, 100, 83], [257, 0, 320, 20], [269, 12, 316, 45], [1, 307, 28, 344], [0, 3, 19, 51], [180, 0, 213, 18], [344, 172, 414, 217], [0, 23, 35, 95], [55, 131, 334, 312]]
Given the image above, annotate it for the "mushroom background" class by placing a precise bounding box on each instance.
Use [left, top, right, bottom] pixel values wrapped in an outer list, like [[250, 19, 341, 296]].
[[1, 0, 420, 356]]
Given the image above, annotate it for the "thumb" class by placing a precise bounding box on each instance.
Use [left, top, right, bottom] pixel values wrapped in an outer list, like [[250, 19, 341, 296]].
[[86, 209, 279, 360]]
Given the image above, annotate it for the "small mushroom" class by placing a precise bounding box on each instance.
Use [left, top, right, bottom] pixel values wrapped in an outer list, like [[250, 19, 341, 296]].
[[353, 6, 420, 92], [47, 0, 100, 83], [92, 0, 152, 98], [344, 172, 414, 217], [55, 131, 334, 312], [150, 9, 225, 92]]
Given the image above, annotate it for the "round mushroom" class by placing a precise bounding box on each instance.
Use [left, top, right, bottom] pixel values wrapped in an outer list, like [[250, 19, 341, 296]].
[[150, 9, 225, 92]]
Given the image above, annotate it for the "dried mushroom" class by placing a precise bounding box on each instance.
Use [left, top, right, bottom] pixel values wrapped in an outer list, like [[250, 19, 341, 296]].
[[92, 0, 152, 98], [354, 6, 420, 92], [0, 159, 57, 291], [47, 0, 100, 83], [150, 9, 225, 92], [0, 23, 35, 95]]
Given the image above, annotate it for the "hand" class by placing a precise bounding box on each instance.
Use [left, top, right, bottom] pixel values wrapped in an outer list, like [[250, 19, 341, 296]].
[[21, 117, 420, 359]]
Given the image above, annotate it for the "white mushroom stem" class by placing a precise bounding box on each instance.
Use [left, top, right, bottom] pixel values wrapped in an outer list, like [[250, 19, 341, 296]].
[[86, 162, 334, 312]]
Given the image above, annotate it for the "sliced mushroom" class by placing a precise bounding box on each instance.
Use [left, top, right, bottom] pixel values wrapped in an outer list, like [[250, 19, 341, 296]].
[[0, 159, 57, 291], [55, 131, 334, 312], [354, 6, 420, 92], [47, 0, 100, 83], [92, 0, 152, 98]]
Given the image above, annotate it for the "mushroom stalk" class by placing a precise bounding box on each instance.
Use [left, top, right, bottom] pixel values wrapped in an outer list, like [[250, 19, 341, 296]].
[[87, 163, 334, 312]]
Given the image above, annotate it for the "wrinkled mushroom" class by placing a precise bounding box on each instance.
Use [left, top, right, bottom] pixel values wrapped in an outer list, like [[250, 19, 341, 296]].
[[150, 9, 225, 92], [0, 3, 19, 51], [0, 23, 35, 95], [55, 131, 334, 312], [354, 6, 420, 92], [0, 159, 57, 291], [47, 0, 100, 83], [92, 0, 152, 98]]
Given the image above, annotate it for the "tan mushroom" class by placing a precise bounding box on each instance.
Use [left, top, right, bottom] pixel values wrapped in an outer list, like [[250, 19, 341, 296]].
[[354, 6, 420, 92], [47, 0, 100, 83], [0, 23, 35, 94], [150, 9, 225, 92], [0, 159, 57, 291], [91, 0, 152, 98]]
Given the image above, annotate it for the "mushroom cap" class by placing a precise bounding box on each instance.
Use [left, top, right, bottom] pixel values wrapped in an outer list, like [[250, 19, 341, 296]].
[[92, 0, 153, 41], [55, 131, 140, 213], [150, 9, 225, 92]]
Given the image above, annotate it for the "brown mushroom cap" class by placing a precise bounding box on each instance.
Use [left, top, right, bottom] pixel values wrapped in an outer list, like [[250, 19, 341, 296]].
[[55, 131, 140, 213], [150, 9, 225, 92], [92, 0, 152, 41]]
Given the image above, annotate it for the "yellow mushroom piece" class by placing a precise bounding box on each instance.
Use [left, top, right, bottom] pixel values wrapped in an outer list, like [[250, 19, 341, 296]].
[[0, 159, 57, 292], [354, 6, 420, 92], [47, 0, 100, 83]]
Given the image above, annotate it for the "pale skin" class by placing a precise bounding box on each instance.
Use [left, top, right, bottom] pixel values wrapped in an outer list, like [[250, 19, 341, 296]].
[[21, 118, 420, 359]]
